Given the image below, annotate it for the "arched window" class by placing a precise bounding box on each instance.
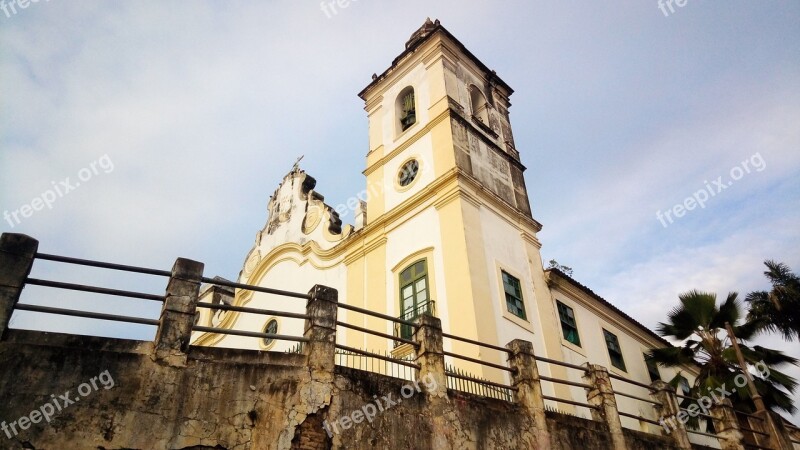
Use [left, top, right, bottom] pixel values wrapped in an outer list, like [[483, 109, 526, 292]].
[[397, 86, 416, 132], [469, 85, 489, 124], [398, 259, 432, 338]]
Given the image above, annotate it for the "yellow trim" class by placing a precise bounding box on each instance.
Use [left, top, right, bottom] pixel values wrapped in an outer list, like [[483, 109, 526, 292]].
[[344, 254, 366, 349], [363, 107, 450, 177], [192, 246, 312, 347], [391, 247, 435, 274]]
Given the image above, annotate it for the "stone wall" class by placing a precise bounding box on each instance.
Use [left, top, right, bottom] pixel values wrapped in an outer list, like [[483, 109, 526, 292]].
[[1, 233, 790, 450], [0, 329, 709, 450]]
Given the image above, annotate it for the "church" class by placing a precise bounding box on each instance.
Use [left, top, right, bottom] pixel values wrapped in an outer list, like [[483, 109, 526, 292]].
[[191, 18, 705, 438]]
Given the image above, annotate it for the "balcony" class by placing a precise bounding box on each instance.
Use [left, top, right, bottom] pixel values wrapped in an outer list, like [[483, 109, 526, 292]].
[[393, 299, 435, 348]]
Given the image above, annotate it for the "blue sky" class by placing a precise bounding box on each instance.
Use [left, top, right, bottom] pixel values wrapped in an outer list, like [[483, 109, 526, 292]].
[[1, 1, 799, 421]]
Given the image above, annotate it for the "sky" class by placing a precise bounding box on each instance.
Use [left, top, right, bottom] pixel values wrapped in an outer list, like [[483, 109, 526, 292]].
[[1, 0, 799, 422]]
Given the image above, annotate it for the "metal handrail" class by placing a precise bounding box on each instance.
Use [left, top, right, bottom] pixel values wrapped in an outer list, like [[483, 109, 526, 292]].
[[335, 344, 420, 369], [618, 411, 662, 426], [35, 252, 172, 277], [25, 278, 165, 302], [393, 300, 435, 346], [338, 303, 419, 328], [608, 372, 656, 391], [539, 375, 592, 390], [200, 277, 310, 300], [735, 410, 765, 421], [739, 426, 769, 436], [542, 395, 599, 410], [196, 302, 310, 320], [400, 299, 435, 321], [441, 332, 511, 355], [678, 407, 713, 420], [193, 325, 308, 343], [684, 428, 720, 440], [675, 393, 701, 402], [442, 350, 516, 373], [337, 320, 419, 347], [533, 355, 588, 372], [14, 303, 159, 327], [615, 390, 662, 407]]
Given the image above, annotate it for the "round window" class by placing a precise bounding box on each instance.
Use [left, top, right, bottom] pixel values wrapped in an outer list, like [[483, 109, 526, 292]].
[[397, 159, 419, 187], [262, 319, 278, 347]]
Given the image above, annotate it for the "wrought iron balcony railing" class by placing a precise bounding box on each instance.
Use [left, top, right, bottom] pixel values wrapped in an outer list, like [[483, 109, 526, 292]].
[[393, 299, 435, 347]]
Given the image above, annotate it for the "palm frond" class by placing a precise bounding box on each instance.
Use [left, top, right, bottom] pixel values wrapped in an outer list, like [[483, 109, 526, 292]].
[[711, 292, 741, 329], [678, 290, 717, 329]]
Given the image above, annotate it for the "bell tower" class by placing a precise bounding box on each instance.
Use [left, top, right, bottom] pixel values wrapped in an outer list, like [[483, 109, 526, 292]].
[[358, 18, 533, 224], [354, 19, 560, 382]]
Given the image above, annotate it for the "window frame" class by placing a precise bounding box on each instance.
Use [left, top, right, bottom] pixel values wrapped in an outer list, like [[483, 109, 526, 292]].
[[678, 375, 691, 396], [501, 270, 527, 321], [556, 301, 581, 347], [603, 329, 627, 372], [398, 259, 432, 339], [260, 318, 279, 350], [644, 354, 661, 383], [394, 156, 422, 192]]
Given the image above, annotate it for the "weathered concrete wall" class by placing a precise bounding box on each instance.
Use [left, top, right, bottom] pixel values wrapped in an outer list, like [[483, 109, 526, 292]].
[[0, 330, 707, 450], [0, 330, 310, 450]]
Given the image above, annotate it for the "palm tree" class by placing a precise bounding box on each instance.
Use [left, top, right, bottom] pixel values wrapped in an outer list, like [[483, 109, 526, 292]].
[[746, 260, 800, 341], [648, 290, 798, 415]]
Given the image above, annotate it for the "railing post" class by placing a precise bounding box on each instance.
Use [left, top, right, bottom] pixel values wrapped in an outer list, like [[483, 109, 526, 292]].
[[583, 364, 628, 450], [303, 285, 338, 380], [412, 314, 446, 395], [412, 315, 452, 450], [709, 399, 746, 450], [0, 233, 38, 340], [153, 258, 204, 366], [506, 339, 550, 450], [650, 380, 692, 450]]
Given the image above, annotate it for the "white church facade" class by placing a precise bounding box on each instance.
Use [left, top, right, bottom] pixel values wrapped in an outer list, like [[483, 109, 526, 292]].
[[191, 19, 709, 441]]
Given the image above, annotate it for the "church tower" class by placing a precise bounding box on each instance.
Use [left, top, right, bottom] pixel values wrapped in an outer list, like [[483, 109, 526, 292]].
[[351, 18, 561, 380], [359, 18, 532, 222]]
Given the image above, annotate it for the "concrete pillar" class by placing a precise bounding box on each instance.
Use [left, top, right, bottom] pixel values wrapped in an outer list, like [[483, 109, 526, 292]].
[[506, 339, 550, 450], [303, 285, 338, 380], [412, 314, 446, 396], [650, 380, 692, 450], [757, 409, 795, 450], [412, 314, 452, 450], [709, 399, 746, 450], [153, 258, 204, 366], [583, 363, 628, 450], [0, 233, 38, 340]]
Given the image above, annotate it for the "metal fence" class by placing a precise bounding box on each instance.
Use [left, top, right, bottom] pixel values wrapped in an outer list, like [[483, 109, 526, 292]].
[[335, 348, 416, 381], [6, 244, 796, 447], [445, 363, 514, 401]]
